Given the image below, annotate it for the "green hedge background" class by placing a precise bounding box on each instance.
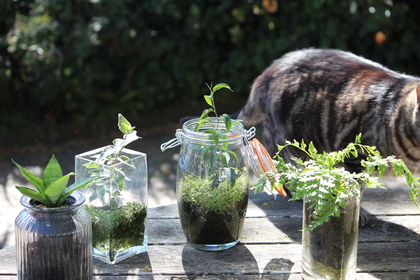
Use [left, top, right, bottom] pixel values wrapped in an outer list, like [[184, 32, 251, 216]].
[[1, 0, 419, 147]]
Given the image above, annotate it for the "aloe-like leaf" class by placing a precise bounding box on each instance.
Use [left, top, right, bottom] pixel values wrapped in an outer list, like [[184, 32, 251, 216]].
[[118, 113, 134, 134], [63, 177, 94, 196], [56, 177, 94, 206], [12, 159, 45, 193], [44, 174, 73, 206], [43, 155, 63, 187], [15, 186, 51, 206]]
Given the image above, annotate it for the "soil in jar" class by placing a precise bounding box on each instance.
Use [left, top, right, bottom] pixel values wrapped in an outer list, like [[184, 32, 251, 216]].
[[302, 197, 359, 279], [178, 171, 249, 245]]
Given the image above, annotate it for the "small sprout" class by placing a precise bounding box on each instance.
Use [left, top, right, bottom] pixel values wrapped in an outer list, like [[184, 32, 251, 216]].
[[195, 82, 241, 187], [84, 114, 141, 207]]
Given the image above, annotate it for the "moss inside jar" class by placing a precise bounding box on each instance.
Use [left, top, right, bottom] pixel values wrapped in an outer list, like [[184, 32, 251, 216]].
[[178, 171, 249, 250]]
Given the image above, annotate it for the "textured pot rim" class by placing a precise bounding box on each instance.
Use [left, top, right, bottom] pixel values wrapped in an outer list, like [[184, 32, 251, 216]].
[[20, 190, 86, 213]]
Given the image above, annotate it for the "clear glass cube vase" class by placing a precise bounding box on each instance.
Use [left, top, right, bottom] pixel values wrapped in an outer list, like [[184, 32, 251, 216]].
[[75, 146, 148, 264]]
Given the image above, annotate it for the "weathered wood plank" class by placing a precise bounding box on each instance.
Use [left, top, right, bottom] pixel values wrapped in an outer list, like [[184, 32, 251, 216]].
[[2, 182, 419, 279], [0, 246, 15, 273], [95, 242, 420, 276], [2, 242, 420, 277], [361, 179, 420, 215], [248, 187, 420, 217], [151, 182, 420, 219], [148, 214, 420, 244], [1, 272, 419, 280], [95, 272, 420, 280], [359, 215, 420, 242]]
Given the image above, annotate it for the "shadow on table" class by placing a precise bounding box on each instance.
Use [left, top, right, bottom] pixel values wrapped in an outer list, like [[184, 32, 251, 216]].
[[94, 252, 154, 280], [250, 192, 420, 280], [182, 244, 259, 279], [182, 244, 295, 279], [0, 227, 11, 250], [357, 214, 420, 280], [260, 258, 295, 279]]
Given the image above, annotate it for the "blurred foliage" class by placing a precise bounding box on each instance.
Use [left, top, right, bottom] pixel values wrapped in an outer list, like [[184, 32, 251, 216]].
[[1, 0, 419, 146]]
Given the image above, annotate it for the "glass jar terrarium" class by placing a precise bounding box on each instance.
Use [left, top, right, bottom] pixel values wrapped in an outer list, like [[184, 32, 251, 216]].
[[75, 147, 148, 264], [15, 191, 92, 280], [162, 118, 254, 251], [301, 189, 360, 280]]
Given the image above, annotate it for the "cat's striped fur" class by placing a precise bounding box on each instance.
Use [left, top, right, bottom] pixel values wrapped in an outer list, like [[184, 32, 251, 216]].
[[238, 48, 420, 173]]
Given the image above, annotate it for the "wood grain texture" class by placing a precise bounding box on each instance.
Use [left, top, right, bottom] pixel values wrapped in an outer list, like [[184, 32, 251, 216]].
[[1, 187, 419, 279]]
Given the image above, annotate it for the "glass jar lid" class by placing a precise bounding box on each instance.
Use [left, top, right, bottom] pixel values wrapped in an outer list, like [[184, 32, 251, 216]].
[[247, 138, 287, 197]]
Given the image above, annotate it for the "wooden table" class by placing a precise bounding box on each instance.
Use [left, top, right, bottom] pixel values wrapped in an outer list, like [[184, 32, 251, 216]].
[[1, 180, 419, 279]]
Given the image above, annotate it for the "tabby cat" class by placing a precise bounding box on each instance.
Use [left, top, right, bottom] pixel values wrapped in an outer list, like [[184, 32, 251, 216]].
[[238, 48, 420, 174]]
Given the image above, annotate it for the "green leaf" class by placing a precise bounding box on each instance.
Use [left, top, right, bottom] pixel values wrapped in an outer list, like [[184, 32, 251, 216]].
[[119, 155, 136, 169], [98, 146, 115, 163], [83, 162, 101, 169], [113, 194, 126, 208], [227, 151, 239, 162], [111, 168, 127, 191], [123, 131, 140, 146], [199, 108, 213, 119], [44, 174, 73, 206], [118, 113, 134, 134], [66, 177, 94, 195], [212, 83, 233, 93], [15, 186, 51, 206], [43, 155, 63, 187], [221, 152, 230, 166], [89, 190, 99, 203], [222, 167, 236, 187], [204, 95, 214, 107], [112, 138, 125, 154], [57, 177, 94, 206], [211, 130, 220, 145], [222, 114, 232, 131], [266, 134, 420, 230], [12, 159, 45, 193]]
